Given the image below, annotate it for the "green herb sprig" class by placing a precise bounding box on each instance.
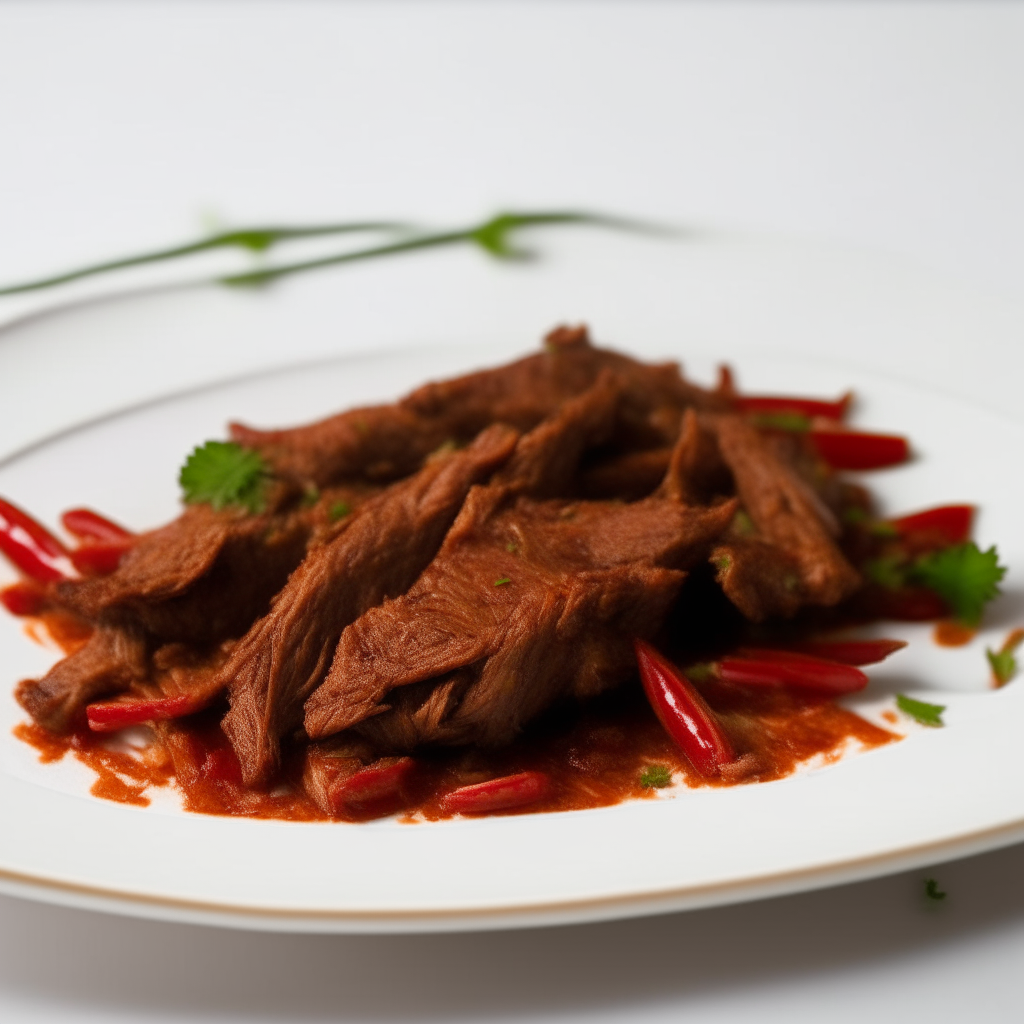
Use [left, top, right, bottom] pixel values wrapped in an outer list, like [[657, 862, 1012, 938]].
[[864, 541, 1006, 627], [0, 222, 405, 295], [0, 211, 666, 296], [913, 542, 1005, 627], [179, 441, 269, 514]]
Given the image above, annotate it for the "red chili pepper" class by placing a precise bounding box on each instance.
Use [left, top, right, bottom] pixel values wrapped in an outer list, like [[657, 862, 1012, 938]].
[[873, 586, 949, 621], [330, 757, 416, 814], [783, 639, 907, 666], [61, 507, 133, 543], [634, 639, 735, 777], [201, 747, 244, 785], [0, 581, 48, 616], [69, 539, 134, 576], [734, 393, 852, 421], [442, 770, 551, 814], [0, 497, 76, 583], [889, 505, 973, 546], [86, 692, 213, 732], [718, 649, 868, 694], [810, 430, 909, 471]]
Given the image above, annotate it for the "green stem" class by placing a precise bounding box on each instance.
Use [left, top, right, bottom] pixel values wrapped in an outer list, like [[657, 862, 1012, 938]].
[[0, 210, 671, 297], [0, 221, 409, 295], [220, 211, 666, 288]]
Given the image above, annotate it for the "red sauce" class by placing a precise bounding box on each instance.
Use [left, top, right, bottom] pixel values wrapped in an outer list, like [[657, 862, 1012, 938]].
[[10, 586, 899, 823], [14, 682, 897, 823], [23, 610, 93, 654], [14, 721, 173, 807], [933, 620, 976, 647]]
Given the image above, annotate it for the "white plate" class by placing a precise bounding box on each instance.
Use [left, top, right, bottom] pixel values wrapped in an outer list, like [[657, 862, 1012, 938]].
[[1, 235, 1024, 933]]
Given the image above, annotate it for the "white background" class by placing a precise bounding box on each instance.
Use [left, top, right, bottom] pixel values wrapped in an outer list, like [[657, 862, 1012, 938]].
[[3, 2, 1024, 1021]]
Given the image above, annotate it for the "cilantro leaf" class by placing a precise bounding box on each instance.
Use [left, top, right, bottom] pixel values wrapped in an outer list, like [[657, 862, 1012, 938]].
[[639, 765, 673, 789], [924, 878, 947, 901], [179, 441, 268, 513], [328, 500, 351, 522], [896, 694, 946, 728], [911, 542, 1005, 626], [494, 576, 512, 586]]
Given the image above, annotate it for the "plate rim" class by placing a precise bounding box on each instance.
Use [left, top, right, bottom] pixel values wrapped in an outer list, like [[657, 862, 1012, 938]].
[[3, 278, 1024, 933]]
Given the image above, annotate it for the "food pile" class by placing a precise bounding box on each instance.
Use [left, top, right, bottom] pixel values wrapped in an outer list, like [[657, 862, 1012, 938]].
[[0, 327, 1005, 820]]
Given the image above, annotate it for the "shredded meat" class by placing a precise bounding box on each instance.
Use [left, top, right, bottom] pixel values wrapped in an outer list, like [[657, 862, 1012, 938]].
[[16, 626, 147, 733], [9, 326, 889, 810], [710, 414, 860, 614], [229, 325, 728, 487], [304, 412, 738, 747], [221, 424, 520, 786], [54, 503, 312, 648]]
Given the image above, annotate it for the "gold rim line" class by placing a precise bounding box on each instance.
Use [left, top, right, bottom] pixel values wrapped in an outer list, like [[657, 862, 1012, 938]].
[[1, 815, 1023, 925]]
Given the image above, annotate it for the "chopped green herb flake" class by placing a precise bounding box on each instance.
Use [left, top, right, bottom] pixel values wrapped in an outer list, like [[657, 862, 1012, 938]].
[[505, 542, 519, 554], [896, 694, 945, 728], [732, 510, 755, 537], [868, 520, 900, 538], [301, 485, 320, 508], [987, 647, 1016, 687], [494, 576, 512, 586], [911, 542, 1005, 626], [179, 441, 268, 513], [750, 412, 810, 433], [431, 439, 459, 457], [639, 765, 673, 789], [713, 553, 732, 573], [329, 500, 351, 522], [924, 878, 947, 901], [841, 506, 868, 525], [686, 662, 715, 684], [864, 555, 907, 590]]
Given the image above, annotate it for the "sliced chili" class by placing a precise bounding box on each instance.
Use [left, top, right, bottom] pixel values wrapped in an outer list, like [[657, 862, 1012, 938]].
[[331, 757, 416, 815], [0, 497, 76, 583], [810, 431, 909, 471], [735, 392, 852, 421], [86, 692, 214, 732], [61, 508, 134, 543], [69, 539, 134, 576], [889, 505, 973, 546], [784, 638, 907, 666], [0, 581, 48, 617], [872, 586, 949, 622], [720, 649, 869, 694], [634, 639, 735, 777], [442, 771, 551, 814]]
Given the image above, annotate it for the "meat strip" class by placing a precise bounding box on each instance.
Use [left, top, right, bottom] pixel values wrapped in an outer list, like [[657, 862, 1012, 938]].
[[709, 539, 805, 621], [711, 414, 860, 610], [16, 626, 147, 733], [55, 503, 311, 648], [220, 423, 520, 787], [305, 437, 737, 747], [229, 325, 728, 488]]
